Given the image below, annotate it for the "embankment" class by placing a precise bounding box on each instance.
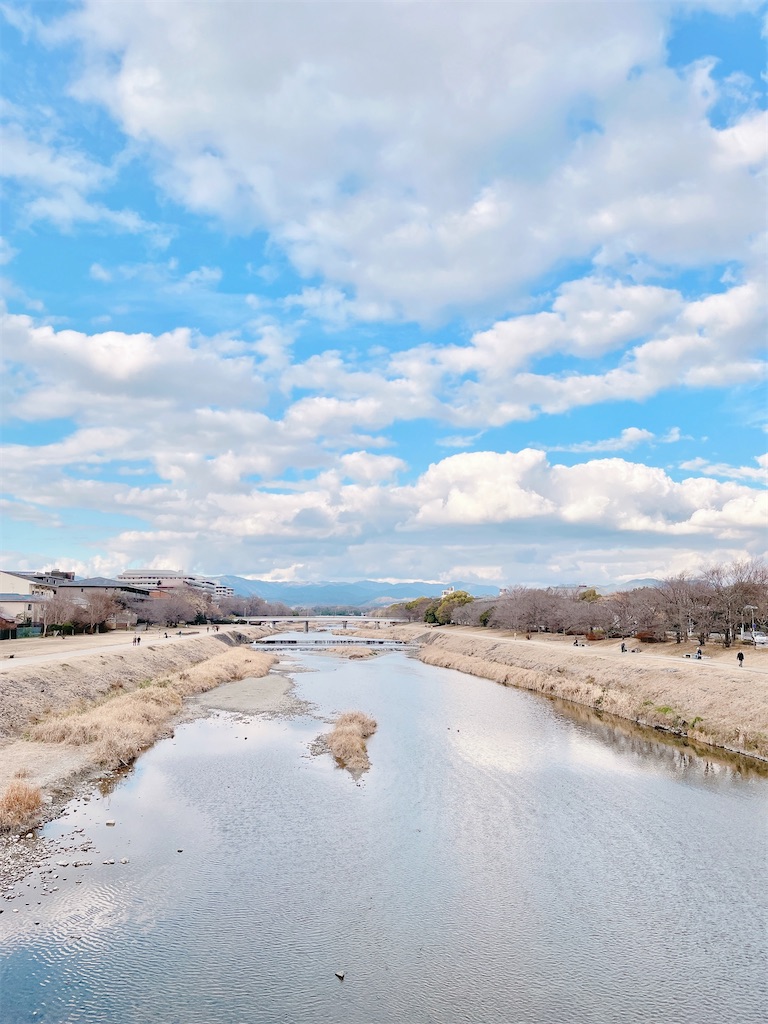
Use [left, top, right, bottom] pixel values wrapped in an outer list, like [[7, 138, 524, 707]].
[[0, 629, 269, 740], [356, 625, 768, 760], [0, 628, 277, 834]]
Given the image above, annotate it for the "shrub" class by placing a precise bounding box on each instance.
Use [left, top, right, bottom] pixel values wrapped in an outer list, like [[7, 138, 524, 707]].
[[635, 631, 665, 643]]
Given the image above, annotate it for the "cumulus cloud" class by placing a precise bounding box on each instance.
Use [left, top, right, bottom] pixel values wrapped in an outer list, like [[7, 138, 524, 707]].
[[1, 312, 269, 418], [6, 440, 762, 583], [34, 1, 760, 321], [2, 3, 765, 584]]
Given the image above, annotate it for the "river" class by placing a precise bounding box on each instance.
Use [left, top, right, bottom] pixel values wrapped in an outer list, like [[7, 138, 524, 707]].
[[1, 637, 765, 1023]]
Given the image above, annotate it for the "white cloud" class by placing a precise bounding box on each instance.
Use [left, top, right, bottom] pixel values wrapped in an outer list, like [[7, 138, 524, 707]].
[[547, 426, 690, 454], [338, 451, 406, 484], [3, 3, 766, 585], [42, 1, 763, 321], [679, 454, 768, 484], [0, 236, 18, 264], [2, 312, 268, 417], [182, 266, 222, 287], [7, 443, 761, 584], [90, 262, 112, 282], [0, 113, 166, 238], [437, 277, 767, 426], [549, 428, 655, 453]]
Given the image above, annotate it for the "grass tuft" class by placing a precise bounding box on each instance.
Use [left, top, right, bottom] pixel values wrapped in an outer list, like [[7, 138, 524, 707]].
[[327, 710, 378, 774], [0, 779, 43, 830]]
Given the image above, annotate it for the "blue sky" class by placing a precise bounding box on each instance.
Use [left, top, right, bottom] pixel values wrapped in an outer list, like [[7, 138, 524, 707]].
[[1, 0, 766, 587]]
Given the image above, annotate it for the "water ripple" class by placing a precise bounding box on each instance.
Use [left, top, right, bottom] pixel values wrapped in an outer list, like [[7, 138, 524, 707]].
[[1, 649, 765, 1024]]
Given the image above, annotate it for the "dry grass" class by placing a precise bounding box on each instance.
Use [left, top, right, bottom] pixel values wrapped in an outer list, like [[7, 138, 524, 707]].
[[29, 686, 183, 765], [415, 631, 768, 760], [0, 778, 43, 829], [25, 647, 276, 768], [327, 710, 378, 773], [323, 646, 377, 660], [0, 628, 271, 740]]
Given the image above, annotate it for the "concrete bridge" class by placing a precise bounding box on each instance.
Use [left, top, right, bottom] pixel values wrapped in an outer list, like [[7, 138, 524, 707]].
[[246, 615, 407, 633], [252, 637, 411, 650]]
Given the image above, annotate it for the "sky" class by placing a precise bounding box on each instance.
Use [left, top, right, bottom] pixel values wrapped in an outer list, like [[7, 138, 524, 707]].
[[0, 0, 766, 589]]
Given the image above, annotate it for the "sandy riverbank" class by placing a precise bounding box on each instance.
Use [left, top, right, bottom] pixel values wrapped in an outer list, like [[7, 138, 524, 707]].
[[351, 625, 768, 760]]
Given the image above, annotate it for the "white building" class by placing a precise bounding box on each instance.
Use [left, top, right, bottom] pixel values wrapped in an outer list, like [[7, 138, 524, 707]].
[[0, 570, 72, 595], [117, 570, 216, 595]]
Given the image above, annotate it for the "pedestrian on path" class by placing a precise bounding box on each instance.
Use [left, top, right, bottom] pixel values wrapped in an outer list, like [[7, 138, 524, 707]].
[[737, 651, 744, 668]]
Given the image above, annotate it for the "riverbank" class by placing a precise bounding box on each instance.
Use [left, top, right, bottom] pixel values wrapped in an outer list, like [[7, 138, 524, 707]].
[[352, 625, 768, 760], [0, 627, 281, 837]]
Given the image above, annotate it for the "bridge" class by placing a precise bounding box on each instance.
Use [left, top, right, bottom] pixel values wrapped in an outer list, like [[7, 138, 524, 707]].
[[246, 615, 407, 633], [252, 637, 411, 650]]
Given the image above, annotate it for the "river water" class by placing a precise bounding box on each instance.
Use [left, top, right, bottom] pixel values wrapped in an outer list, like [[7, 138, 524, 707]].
[[1, 638, 766, 1023]]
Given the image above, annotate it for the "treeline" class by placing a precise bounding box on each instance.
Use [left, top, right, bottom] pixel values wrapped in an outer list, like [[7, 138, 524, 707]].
[[35, 590, 295, 634], [217, 595, 294, 619], [378, 559, 768, 647]]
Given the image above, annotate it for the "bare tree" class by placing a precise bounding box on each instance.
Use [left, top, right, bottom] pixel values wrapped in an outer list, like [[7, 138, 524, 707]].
[[658, 573, 694, 643], [80, 592, 120, 633], [146, 592, 199, 627], [700, 558, 768, 646], [39, 593, 80, 636]]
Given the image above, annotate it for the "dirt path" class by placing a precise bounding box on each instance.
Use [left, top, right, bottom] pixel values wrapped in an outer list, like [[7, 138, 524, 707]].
[[0, 626, 234, 672]]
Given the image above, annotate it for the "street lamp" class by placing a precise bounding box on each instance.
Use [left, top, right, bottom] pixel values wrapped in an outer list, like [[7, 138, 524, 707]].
[[742, 605, 757, 639]]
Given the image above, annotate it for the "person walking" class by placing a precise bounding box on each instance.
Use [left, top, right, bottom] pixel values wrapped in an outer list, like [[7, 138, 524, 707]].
[[737, 651, 744, 668]]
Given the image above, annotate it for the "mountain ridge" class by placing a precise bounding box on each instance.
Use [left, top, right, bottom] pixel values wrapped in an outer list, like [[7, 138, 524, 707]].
[[214, 576, 498, 607], [212, 576, 662, 607]]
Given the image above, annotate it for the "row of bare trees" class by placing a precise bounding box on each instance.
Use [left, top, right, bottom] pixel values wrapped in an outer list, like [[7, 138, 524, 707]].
[[381, 560, 768, 646], [29, 587, 297, 634], [217, 595, 294, 618], [37, 591, 122, 635]]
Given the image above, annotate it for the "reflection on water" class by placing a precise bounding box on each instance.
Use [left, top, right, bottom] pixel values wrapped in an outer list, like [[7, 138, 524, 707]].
[[1, 639, 766, 1024], [544, 694, 768, 781]]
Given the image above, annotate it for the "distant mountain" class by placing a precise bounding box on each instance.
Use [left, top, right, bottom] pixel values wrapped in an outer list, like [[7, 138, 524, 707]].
[[214, 576, 499, 608]]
